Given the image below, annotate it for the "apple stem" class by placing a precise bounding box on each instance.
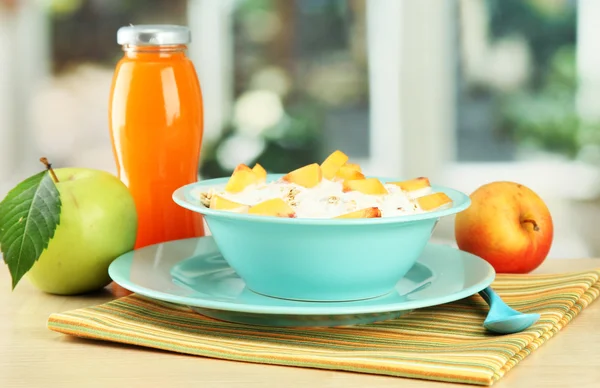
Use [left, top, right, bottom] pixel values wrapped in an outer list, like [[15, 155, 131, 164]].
[[39, 157, 59, 183], [522, 219, 540, 232]]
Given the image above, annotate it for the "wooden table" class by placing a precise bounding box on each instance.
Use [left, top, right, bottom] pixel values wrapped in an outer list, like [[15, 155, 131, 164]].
[[1, 259, 600, 388]]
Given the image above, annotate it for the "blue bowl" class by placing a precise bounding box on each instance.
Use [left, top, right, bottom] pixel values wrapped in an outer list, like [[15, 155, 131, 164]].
[[172, 174, 471, 302]]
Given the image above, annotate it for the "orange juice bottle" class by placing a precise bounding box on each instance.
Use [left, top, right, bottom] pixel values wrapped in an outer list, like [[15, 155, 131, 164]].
[[109, 25, 205, 250]]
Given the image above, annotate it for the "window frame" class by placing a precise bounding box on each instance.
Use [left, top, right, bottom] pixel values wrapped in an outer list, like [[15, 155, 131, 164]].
[[365, 0, 600, 201], [3, 0, 599, 202]]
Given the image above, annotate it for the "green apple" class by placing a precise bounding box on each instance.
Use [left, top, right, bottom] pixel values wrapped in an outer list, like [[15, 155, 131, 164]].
[[25, 167, 137, 295]]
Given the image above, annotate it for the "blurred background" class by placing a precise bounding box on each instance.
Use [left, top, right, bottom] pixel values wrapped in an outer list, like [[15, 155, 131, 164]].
[[1, 0, 599, 259]]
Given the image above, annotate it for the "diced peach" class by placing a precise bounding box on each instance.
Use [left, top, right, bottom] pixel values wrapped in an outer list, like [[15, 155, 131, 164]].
[[343, 162, 362, 172], [335, 165, 365, 181], [233, 164, 252, 173], [224, 170, 260, 193], [209, 195, 249, 213], [248, 198, 296, 218], [252, 163, 267, 182], [281, 163, 322, 188], [389, 177, 431, 192], [320, 150, 349, 180], [335, 207, 382, 219], [417, 192, 453, 211], [342, 178, 388, 195]]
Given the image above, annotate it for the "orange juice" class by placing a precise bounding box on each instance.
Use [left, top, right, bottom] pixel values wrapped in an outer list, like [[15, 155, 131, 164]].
[[109, 25, 205, 249]]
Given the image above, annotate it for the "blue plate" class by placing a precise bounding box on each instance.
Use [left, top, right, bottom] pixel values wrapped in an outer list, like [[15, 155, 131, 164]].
[[108, 237, 495, 327]]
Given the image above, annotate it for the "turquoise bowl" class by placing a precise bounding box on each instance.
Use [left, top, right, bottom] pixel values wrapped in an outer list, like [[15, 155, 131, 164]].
[[172, 174, 471, 302]]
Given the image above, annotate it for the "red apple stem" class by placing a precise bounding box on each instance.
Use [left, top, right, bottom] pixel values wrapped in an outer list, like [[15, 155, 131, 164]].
[[39, 157, 59, 183], [522, 219, 540, 232]]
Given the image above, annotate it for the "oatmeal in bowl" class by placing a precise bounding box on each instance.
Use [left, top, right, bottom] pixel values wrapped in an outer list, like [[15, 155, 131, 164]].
[[196, 150, 453, 220]]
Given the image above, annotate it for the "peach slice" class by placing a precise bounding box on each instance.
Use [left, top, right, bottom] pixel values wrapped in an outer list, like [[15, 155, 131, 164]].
[[335, 165, 365, 181], [388, 177, 431, 192], [320, 150, 349, 180], [252, 163, 267, 182], [344, 162, 362, 172], [335, 207, 382, 219], [209, 195, 249, 213], [282, 163, 322, 188], [342, 178, 388, 195], [224, 169, 260, 193], [416, 192, 453, 211], [248, 198, 296, 218], [233, 164, 252, 173]]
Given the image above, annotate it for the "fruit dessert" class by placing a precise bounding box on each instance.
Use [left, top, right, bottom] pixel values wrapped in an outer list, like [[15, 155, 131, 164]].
[[197, 150, 453, 219]]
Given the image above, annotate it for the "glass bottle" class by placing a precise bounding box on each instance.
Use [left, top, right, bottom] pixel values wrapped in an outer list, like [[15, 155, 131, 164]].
[[108, 25, 205, 250]]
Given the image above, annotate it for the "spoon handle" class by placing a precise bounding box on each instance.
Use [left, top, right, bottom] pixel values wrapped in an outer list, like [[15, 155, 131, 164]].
[[479, 286, 494, 305]]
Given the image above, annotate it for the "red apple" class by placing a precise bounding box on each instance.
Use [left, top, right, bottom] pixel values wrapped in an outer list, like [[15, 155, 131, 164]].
[[454, 181, 554, 273]]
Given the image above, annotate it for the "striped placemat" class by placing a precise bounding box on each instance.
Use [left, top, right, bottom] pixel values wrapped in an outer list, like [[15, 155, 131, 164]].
[[47, 268, 600, 386]]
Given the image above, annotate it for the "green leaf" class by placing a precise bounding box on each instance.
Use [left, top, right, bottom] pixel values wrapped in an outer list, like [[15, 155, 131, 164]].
[[0, 171, 61, 289]]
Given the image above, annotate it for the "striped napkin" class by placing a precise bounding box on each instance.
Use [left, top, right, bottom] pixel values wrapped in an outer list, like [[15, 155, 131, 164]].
[[47, 268, 600, 386]]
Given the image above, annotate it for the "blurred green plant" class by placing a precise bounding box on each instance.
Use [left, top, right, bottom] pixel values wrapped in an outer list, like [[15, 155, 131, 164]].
[[485, 0, 600, 161], [487, 0, 576, 88], [200, 92, 324, 179], [500, 46, 583, 158], [199, 0, 364, 178]]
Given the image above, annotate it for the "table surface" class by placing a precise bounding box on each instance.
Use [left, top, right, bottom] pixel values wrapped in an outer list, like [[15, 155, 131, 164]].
[[1, 259, 600, 388]]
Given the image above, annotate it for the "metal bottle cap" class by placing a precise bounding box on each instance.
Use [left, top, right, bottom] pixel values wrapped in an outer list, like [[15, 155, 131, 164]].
[[117, 25, 191, 46]]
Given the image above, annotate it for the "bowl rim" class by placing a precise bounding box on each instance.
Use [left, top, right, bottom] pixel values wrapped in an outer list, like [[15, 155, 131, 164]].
[[172, 174, 471, 225]]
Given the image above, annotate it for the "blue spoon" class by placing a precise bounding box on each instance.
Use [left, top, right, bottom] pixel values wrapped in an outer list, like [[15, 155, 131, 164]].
[[479, 287, 540, 334]]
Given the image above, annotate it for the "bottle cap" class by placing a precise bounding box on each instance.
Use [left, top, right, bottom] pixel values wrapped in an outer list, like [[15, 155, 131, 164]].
[[117, 24, 191, 46]]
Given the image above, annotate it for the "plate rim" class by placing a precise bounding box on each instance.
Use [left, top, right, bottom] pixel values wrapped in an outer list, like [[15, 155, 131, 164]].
[[108, 237, 496, 316]]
